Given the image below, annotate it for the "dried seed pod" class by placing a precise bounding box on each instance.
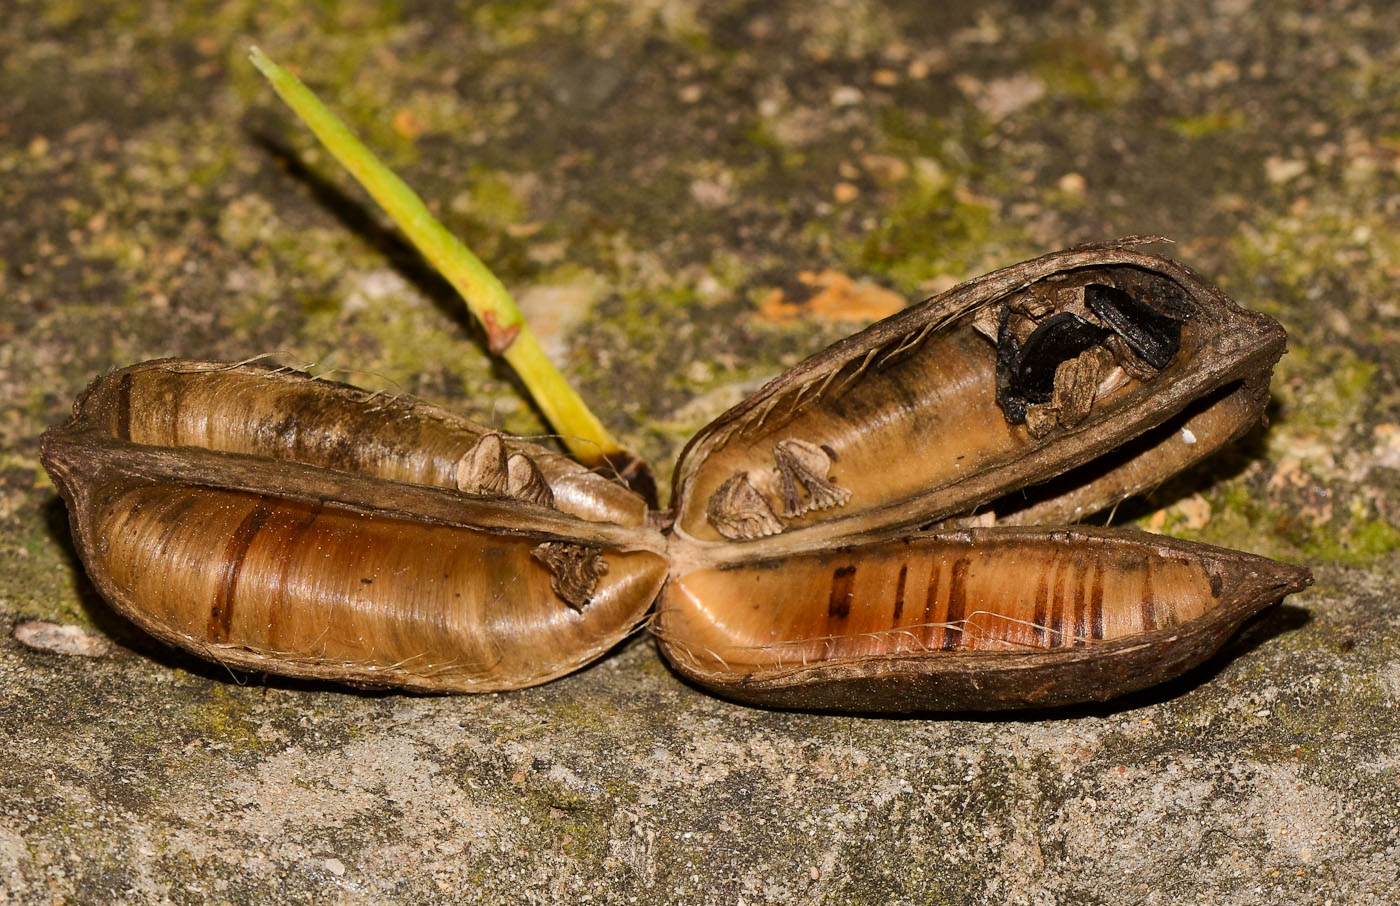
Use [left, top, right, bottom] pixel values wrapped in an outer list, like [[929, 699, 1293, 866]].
[[670, 244, 1287, 545], [656, 526, 1310, 711], [41, 360, 667, 692], [41, 243, 1314, 710], [654, 241, 1312, 711]]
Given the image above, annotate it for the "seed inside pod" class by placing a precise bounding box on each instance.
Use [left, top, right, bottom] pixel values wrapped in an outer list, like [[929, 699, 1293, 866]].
[[773, 438, 851, 518], [706, 471, 783, 540], [507, 453, 555, 508], [531, 541, 610, 612], [673, 247, 1283, 546], [456, 432, 510, 497], [1084, 282, 1186, 370], [1005, 311, 1109, 408]]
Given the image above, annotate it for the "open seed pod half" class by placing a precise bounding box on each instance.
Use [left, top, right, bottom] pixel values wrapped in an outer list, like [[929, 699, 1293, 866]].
[[41, 360, 669, 692], [41, 242, 1311, 710], [656, 241, 1311, 710]]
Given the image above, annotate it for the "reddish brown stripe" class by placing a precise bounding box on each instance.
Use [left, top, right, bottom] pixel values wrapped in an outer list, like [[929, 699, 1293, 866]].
[[164, 374, 186, 446], [891, 564, 908, 622], [1071, 559, 1088, 647], [267, 502, 324, 650], [1141, 566, 1158, 632], [940, 556, 970, 651], [921, 558, 944, 648], [148, 493, 203, 565], [208, 502, 274, 642], [1089, 555, 1105, 640], [115, 372, 132, 441], [1047, 554, 1068, 649], [828, 565, 856, 621], [1031, 565, 1051, 647]]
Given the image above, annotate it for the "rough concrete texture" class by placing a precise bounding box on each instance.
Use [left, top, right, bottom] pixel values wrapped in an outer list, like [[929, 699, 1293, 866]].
[[2, 1, 1398, 903]]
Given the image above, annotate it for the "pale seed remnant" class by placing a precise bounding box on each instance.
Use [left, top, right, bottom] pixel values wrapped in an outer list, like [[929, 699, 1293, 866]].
[[506, 452, 555, 508], [971, 303, 1002, 343], [707, 471, 783, 540], [773, 439, 851, 518], [531, 542, 609, 612], [1023, 403, 1059, 438], [1104, 333, 1162, 381], [456, 432, 509, 496], [1051, 345, 1112, 429]]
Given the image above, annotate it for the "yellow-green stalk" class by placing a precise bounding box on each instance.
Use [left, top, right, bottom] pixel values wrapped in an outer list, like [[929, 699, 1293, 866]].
[[249, 47, 653, 502]]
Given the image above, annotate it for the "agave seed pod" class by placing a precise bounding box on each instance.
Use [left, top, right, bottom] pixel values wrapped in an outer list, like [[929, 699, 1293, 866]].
[[41, 360, 667, 692], [41, 243, 1313, 709], [657, 526, 1308, 711], [655, 241, 1311, 710]]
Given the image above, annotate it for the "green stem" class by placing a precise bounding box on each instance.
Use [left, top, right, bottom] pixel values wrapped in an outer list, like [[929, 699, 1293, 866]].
[[248, 47, 651, 499]]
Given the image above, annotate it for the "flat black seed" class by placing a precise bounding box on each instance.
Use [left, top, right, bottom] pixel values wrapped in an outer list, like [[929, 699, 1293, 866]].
[[1011, 313, 1108, 404], [994, 306, 1028, 423], [1084, 283, 1183, 371]]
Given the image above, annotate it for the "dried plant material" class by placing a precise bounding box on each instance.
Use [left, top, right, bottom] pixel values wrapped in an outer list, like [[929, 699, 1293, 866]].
[[1105, 333, 1164, 381], [659, 242, 1310, 711], [456, 432, 509, 496], [971, 304, 1001, 343], [755, 270, 906, 325], [706, 471, 783, 540], [674, 244, 1281, 549], [1052, 345, 1113, 429], [531, 542, 609, 612], [41, 360, 667, 693], [773, 439, 851, 518], [1084, 282, 1183, 370], [42, 244, 1312, 711], [1023, 403, 1059, 439], [507, 453, 555, 508], [657, 527, 1310, 711]]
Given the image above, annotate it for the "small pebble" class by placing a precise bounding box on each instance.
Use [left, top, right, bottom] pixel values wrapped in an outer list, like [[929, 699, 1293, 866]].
[[12, 621, 112, 658]]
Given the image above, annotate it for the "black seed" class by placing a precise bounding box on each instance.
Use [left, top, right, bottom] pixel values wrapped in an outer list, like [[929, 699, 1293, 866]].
[[1084, 283, 1183, 371], [1011, 312, 1108, 404], [995, 307, 1028, 423]]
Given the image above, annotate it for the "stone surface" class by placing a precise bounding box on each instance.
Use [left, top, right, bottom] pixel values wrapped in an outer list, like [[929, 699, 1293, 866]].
[[2, 1, 1398, 903]]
